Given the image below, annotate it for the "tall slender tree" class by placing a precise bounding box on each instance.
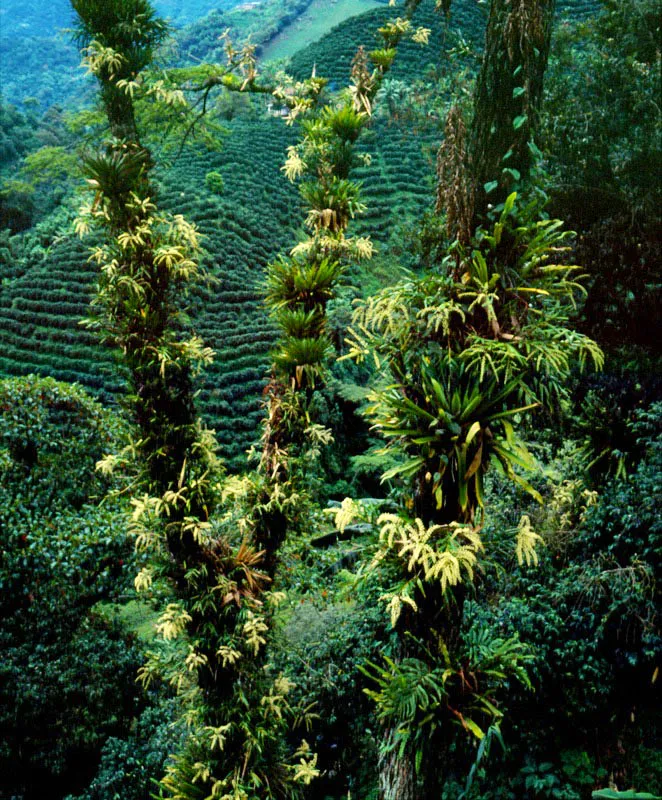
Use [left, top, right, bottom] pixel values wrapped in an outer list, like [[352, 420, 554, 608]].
[[254, 2, 429, 572], [473, 0, 555, 216], [71, 2, 321, 795], [438, 0, 556, 231], [339, 1, 600, 796], [72, 0, 168, 141]]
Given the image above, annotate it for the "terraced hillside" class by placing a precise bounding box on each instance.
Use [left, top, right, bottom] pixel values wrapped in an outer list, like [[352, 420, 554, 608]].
[[0, 237, 125, 397], [159, 115, 301, 467], [288, 0, 598, 85], [0, 114, 301, 469], [288, 0, 484, 86], [0, 108, 439, 468], [0, 0, 600, 468]]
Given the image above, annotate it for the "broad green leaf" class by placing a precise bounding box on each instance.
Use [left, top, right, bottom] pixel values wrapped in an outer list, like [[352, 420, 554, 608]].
[[382, 456, 426, 482], [458, 391, 485, 422], [486, 403, 539, 423], [430, 376, 449, 409], [491, 440, 537, 473], [501, 192, 517, 220], [463, 717, 485, 740], [502, 167, 521, 181], [528, 140, 543, 159], [474, 469, 485, 507], [464, 443, 483, 481], [465, 420, 481, 446]]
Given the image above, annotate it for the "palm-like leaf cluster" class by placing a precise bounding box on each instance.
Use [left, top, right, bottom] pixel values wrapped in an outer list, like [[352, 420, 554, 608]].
[[82, 142, 151, 213], [266, 254, 345, 314], [361, 625, 532, 773], [71, 0, 168, 79], [263, 1, 428, 404], [265, 255, 345, 389], [348, 193, 603, 522]]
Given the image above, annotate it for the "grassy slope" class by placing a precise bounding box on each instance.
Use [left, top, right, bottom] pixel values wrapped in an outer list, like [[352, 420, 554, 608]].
[[0, 0, 599, 469], [260, 0, 383, 63]]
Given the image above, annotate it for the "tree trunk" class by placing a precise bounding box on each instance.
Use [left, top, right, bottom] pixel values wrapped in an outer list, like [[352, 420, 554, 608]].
[[379, 742, 417, 800], [102, 82, 140, 142], [469, 0, 555, 222]]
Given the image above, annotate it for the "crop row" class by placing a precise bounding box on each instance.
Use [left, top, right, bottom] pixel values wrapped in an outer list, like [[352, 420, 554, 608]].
[[0, 6, 466, 466]]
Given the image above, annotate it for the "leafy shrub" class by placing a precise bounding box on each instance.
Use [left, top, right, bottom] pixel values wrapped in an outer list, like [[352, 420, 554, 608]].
[[445, 406, 661, 797], [0, 612, 146, 799], [204, 170, 224, 195], [0, 376, 149, 799], [65, 700, 187, 800], [275, 592, 391, 799], [572, 371, 661, 482], [0, 375, 124, 510]]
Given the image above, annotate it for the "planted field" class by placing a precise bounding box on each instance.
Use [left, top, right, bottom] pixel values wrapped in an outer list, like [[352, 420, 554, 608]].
[[0, 113, 302, 469], [287, 0, 485, 87], [0, 102, 439, 468], [287, 0, 598, 87], [0, 0, 601, 468]]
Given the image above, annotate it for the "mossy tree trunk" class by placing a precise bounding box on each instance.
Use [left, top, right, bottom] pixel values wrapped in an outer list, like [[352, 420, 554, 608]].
[[469, 0, 555, 222], [379, 748, 417, 800], [101, 82, 140, 142]]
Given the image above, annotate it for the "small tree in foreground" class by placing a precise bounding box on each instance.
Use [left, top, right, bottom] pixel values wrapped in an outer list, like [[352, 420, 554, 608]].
[[336, 1, 601, 791]]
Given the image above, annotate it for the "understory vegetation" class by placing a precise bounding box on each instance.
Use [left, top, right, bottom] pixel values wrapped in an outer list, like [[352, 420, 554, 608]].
[[0, 0, 659, 799]]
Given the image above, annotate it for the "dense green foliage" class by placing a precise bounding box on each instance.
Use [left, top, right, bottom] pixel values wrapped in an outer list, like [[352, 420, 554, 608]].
[[0, 377, 155, 799], [542, 0, 661, 349], [0, 0, 659, 798], [0, 104, 439, 468]]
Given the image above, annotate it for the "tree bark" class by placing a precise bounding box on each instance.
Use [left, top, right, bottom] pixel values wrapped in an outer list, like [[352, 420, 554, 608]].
[[101, 82, 140, 142], [379, 742, 417, 800], [469, 0, 555, 222]]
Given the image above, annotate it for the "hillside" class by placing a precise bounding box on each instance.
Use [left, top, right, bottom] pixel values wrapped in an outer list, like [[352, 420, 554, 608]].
[[0, 110, 439, 468], [1, 1, 659, 798], [0, 0, 601, 469], [288, 0, 597, 84], [0, 0, 386, 109], [0, 113, 301, 468], [0, 0, 312, 108]]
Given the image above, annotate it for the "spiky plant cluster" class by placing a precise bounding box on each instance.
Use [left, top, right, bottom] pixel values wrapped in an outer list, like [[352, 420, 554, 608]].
[[71, 1, 326, 796], [348, 191, 603, 525], [339, 191, 604, 799], [259, 1, 429, 504]]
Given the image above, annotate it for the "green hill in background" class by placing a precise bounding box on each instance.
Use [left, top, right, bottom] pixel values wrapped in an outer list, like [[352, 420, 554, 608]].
[[0, 0, 600, 469], [0, 0, 314, 108], [259, 0, 384, 63]]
